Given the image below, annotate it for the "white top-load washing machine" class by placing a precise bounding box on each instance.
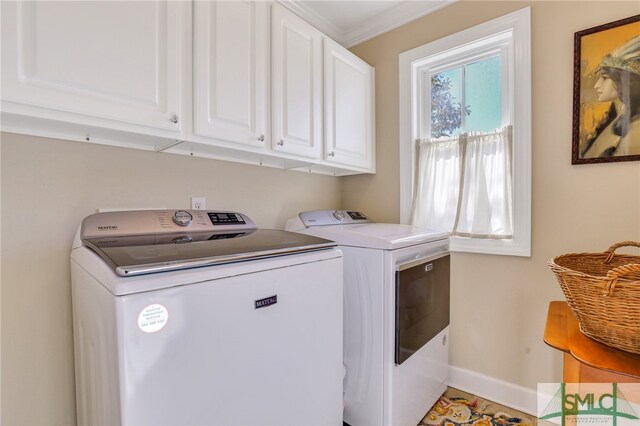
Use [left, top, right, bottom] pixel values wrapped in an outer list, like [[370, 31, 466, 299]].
[[71, 209, 344, 426], [286, 210, 450, 426]]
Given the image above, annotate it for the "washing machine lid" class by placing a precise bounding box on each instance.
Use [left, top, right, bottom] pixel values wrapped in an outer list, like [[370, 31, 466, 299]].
[[79, 210, 336, 276]]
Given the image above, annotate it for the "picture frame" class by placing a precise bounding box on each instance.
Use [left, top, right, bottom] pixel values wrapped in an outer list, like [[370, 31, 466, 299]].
[[572, 14, 640, 164]]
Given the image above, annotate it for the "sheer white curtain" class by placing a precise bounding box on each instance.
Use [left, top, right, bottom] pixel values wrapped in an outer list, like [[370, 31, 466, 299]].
[[410, 125, 513, 239], [410, 135, 461, 232]]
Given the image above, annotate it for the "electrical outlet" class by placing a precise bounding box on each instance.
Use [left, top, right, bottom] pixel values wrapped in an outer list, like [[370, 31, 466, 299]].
[[191, 197, 206, 210]]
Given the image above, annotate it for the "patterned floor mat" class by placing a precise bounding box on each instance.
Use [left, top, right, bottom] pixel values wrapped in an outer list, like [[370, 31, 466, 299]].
[[419, 388, 536, 426]]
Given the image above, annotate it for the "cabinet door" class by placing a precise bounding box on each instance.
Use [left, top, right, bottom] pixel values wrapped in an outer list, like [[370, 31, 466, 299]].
[[271, 4, 323, 159], [193, 1, 269, 147], [1, 1, 185, 133], [324, 38, 375, 170]]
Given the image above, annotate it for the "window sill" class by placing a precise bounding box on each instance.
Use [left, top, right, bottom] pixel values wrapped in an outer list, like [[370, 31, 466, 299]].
[[450, 235, 531, 257]]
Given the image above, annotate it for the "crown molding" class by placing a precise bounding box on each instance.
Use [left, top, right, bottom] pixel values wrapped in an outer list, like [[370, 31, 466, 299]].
[[276, 1, 344, 38], [341, 0, 456, 47], [277, 0, 457, 48]]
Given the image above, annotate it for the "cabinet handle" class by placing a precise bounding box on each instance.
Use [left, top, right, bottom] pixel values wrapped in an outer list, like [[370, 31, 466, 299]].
[[277, 140, 284, 146], [257, 134, 265, 142], [170, 114, 179, 124], [328, 151, 335, 157]]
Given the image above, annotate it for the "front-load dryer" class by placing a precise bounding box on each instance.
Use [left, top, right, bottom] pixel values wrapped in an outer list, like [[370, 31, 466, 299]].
[[286, 210, 450, 426], [71, 209, 343, 425]]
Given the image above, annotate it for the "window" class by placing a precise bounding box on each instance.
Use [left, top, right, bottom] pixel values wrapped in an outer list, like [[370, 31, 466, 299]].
[[399, 8, 531, 256]]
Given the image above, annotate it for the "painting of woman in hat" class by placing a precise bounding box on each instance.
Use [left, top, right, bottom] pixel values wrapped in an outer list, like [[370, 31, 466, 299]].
[[581, 34, 640, 159]]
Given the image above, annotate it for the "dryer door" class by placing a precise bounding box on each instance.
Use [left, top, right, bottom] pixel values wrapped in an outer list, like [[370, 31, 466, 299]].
[[395, 253, 450, 365]]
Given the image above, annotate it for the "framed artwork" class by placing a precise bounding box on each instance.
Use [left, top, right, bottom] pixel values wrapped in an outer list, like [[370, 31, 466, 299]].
[[572, 14, 640, 164]]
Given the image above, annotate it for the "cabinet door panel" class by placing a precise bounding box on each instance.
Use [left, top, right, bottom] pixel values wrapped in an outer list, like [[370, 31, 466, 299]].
[[324, 38, 374, 170], [1, 1, 185, 132], [193, 1, 268, 146], [271, 4, 322, 159]]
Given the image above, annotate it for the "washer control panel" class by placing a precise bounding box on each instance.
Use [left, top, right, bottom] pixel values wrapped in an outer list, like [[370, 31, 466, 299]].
[[299, 210, 371, 227], [81, 210, 256, 239]]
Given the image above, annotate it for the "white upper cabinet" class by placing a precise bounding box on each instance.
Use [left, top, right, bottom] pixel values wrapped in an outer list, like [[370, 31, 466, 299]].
[[323, 38, 375, 171], [0, 1, 375, 175], [193, 1, 269, 147], [271, 4, 323, 159], [1, 1, 186, 135]]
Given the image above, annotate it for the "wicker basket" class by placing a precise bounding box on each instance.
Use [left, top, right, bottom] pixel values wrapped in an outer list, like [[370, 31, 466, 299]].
[[548, 241, 640, 355]]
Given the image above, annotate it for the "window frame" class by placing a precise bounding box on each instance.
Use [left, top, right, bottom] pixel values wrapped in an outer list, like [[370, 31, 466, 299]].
[[399, 7, 531, 257]]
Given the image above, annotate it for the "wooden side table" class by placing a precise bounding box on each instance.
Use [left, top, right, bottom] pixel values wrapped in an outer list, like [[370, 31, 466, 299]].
[[544, 301, 640, 383]]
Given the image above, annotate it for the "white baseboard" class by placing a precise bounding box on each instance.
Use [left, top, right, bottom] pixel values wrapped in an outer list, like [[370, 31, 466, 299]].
[[448, 366, 538, 416]]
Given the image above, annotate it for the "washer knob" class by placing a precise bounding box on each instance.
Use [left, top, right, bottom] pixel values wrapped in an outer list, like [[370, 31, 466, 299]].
[[173, 210, 193, 227], [332, 210, 345, 220]]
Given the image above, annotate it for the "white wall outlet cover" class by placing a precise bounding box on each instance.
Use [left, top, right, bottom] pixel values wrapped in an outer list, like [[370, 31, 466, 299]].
[[191, 197, 206, 210]]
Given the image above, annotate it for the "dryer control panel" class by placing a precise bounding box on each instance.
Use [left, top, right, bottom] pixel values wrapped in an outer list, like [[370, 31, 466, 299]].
[[299, 210, 371, 227]]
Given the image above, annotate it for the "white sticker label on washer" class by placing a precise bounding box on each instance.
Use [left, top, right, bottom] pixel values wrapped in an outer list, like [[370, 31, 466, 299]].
[[138, 304, 168, 333]]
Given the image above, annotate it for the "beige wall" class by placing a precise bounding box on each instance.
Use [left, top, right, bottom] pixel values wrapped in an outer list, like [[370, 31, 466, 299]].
[[347, 0, 640, 390], [0, 132, 341, 425]]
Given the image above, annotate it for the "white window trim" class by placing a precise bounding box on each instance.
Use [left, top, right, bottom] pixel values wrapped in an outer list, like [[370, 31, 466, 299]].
[[399, 7, 531, 257]]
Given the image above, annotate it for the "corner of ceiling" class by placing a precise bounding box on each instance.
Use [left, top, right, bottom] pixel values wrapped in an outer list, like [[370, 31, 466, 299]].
[[279, 0, 458, 48], [275, 0, 344, 41], [342, 0, 458, 48]]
